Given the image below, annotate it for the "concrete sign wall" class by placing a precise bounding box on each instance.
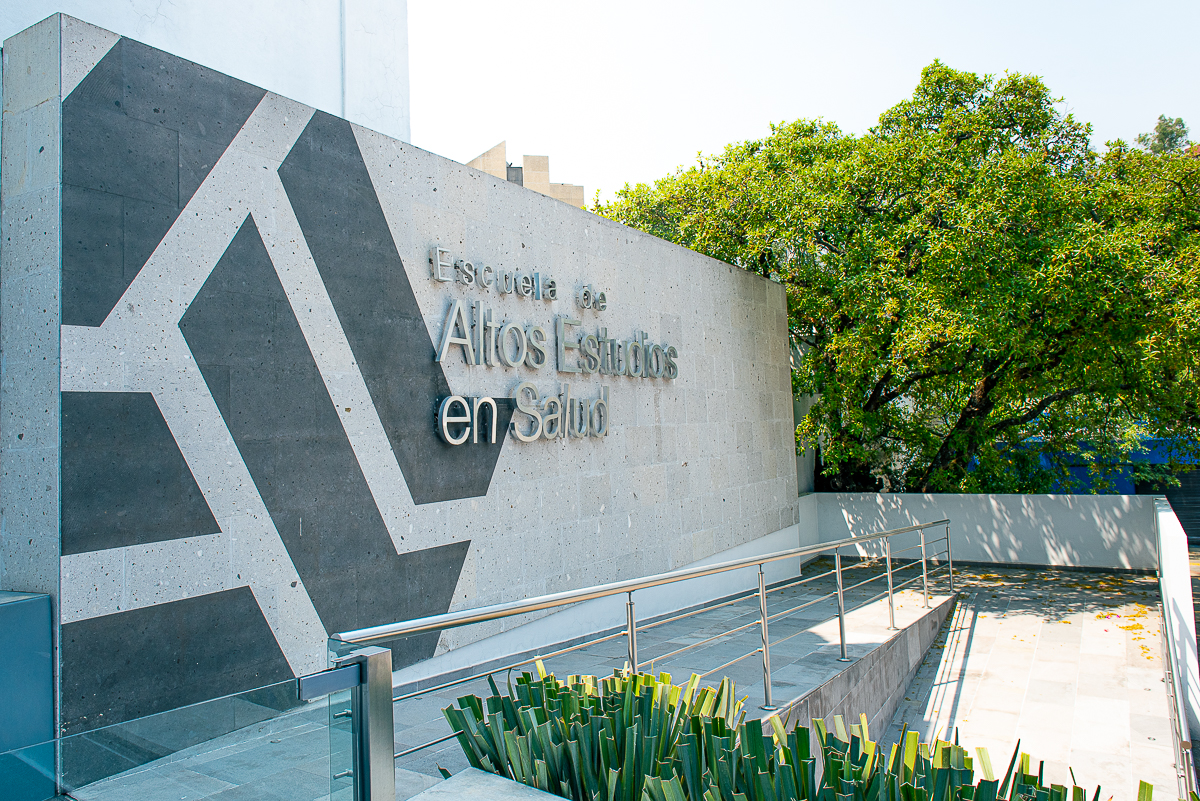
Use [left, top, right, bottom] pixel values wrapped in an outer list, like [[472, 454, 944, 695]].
[[0, 16, 798, 736]]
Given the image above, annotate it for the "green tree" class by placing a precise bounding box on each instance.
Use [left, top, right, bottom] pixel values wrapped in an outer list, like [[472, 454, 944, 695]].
[[597, 63, 1200, 492], [1136, 114, 1190, 154]]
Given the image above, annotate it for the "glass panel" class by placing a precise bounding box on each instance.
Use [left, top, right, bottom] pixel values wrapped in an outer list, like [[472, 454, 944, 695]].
[[329, 688, 354, 800], [0, 739, 54, 801], [0, 677, 331, 801]]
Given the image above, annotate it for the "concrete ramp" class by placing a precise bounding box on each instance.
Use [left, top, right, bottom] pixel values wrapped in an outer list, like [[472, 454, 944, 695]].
[[770, 592, 957, 736]]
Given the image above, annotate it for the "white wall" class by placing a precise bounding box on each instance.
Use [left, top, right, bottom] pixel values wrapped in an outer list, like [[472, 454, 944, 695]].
[[1, 1, 410, 142], [817, 492, 1158, 570], [1154, 499, 1200, 746]]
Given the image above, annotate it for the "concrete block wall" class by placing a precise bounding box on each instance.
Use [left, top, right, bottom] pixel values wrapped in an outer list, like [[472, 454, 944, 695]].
[[0, 16, 798, 736], [777, 593, 957, 765]]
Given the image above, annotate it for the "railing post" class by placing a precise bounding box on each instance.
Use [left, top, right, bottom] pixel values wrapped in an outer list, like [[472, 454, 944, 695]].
[[626, 592, 638, 672], [919, 528, 930, 608], [885, 538, 897, 631], [757, 565, 777, 710], [946, 523, 954, 594], [835, 551, 851, 662], [335, 646, 395, 801]]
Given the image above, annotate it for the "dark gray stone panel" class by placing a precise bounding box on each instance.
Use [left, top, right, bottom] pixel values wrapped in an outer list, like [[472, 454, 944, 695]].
[[179, 218, 467, 665], [61, 37, 265, 327], [277, 112, 513, 505], [59, 587, 293, 738], [62, 185, 125, 327], [61, 392, 220, 555]]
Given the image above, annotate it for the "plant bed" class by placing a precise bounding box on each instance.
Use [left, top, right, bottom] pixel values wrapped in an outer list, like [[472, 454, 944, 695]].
[[442, 665, 1163, 801]]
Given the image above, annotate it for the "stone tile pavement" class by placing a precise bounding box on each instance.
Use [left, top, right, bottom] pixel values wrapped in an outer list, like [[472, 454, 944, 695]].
[[59, 562, 1184, 801], [884, 567, 1179, 801]]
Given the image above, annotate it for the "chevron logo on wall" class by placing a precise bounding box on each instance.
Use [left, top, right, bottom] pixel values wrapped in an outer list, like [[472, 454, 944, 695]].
[[56, 34, 511, 734]]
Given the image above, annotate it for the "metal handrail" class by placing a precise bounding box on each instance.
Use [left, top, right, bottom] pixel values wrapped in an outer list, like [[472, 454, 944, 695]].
[[379, 525, 950, 767], [332, 520, 951, 644], [388, 547, 945, 705]]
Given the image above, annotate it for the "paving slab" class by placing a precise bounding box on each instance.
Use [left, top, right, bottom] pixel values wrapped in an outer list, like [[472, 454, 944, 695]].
[[407, 767, 556, 799], [884, 567, 1178, 801]]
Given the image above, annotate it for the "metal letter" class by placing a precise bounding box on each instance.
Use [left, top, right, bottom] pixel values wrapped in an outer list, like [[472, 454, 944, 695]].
[[589, 387, 609, 437], [430, 245, 453, 282], [569, 398, 588, 438], [472, 397, 498, 444], [518, 273, 534, 297], [611, 340, 627, 375], [626, 340, 642, 377], [597, 328, 610, 374], [485, 311, 501, 367], [511, 382, 543, 442], [581, 334, 599, 374], [526, 325, 548, 369], [664, 345, 679, 379], [438, 396, 471, 445], [596, 291, 607, 311], [560, 383, 572, 439], [435, 300, 475, 365], [556, 317, 582, 373], [455, 259, 476, 286], [498, 322, 527, 368], [544, 278, 557, 301], [473, 301, 484, 365], [499, 270, 515, 294], [480, 263, 495, 290], [648, 344, 664, 378], [541, 395, 562, 439]]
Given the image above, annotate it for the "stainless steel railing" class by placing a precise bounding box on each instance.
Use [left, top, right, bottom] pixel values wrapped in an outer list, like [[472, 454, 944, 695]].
[[315, 519, 952, 801], [333, 520, 952, 647]]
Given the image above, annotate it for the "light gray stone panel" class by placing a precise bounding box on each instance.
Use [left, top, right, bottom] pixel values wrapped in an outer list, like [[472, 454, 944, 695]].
[[1, 97, 59, 198], [1, 16, 62, 606], [1, 14, 58, 116], [60, 15, 120, 99]]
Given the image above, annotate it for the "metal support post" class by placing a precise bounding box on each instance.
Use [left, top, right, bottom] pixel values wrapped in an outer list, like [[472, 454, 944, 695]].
[[919, 528, 930, 608], [946, 524, 955, 594], [885, 538, 897, 630], [757, 565, 777, 710], [335, 646, 395, 801], [835, 551, 851, 662], [626, 592, 638, 673]]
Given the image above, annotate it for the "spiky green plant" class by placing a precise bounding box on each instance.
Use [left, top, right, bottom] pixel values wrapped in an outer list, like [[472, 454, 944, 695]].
[[441, 663, 745, 800], [443, 668, 1153, 801]]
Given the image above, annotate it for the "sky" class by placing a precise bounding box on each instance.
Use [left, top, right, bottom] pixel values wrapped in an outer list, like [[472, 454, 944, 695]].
[[408, 0, 1200, 204]]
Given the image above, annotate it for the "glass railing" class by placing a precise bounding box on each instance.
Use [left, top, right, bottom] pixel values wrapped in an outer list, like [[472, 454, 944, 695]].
[[0, 675, 336, 801]]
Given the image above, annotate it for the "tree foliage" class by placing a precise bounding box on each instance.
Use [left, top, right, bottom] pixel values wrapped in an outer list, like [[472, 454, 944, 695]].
[[1136, 114, 1190, 154], [596, 63, 1200, 492]]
